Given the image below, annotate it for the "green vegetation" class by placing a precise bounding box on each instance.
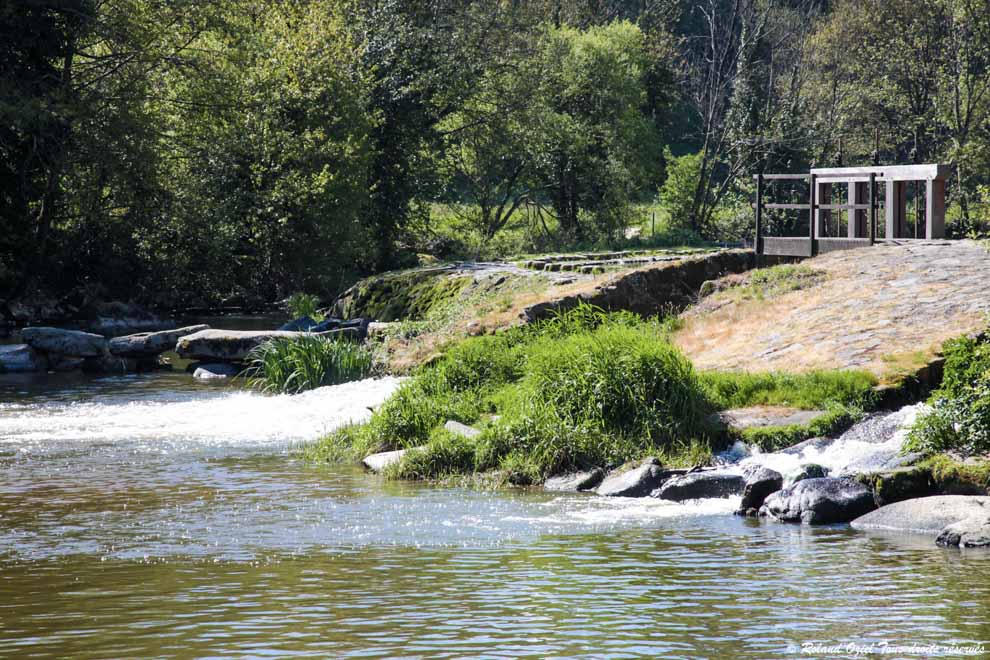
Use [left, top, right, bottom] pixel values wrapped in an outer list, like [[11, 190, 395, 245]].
[[286, 293, 325, 322], [907, 335, 990, 456], [914, 454, 990, 492], [9, 2, 990, 312], [701, 370, 877, 411], [246, 336, 374, 394], [700, 265, 827, 301], [307, 304, 881, 481]]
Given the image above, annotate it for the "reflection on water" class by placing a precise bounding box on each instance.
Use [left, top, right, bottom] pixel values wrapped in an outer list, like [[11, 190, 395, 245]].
[[1, 373, 989, 658]]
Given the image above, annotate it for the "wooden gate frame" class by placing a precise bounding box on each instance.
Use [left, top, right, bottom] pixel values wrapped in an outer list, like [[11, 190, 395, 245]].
[[754, 164, 948, 257]]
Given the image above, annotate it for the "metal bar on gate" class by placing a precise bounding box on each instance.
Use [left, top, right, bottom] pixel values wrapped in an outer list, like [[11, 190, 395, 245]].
[[755, 173, 763, 257], [868, 173, 876, 245]]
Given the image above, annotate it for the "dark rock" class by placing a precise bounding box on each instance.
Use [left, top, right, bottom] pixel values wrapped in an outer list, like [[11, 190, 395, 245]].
[[544, 469, 605, 492], [596, 458, 667, 497], [443, 420, 481, 439], [82, 353, 139, 374], [108, 324, 210, 358], [851, 495, 990, 535], [311, 318, 343, 332], [47, 353, 85, 372], [760, 477, 876, 525], [652, 471, 745, 502], [0, 344, 46, 373], [736, 467, 784, 514], [792, 464, 830, 482], [863, 466, 938, 507], [936, 516, 990, 548], [193, 363, 241, 380], [22, 327, 107, 357], [278, 316, 319, 332]]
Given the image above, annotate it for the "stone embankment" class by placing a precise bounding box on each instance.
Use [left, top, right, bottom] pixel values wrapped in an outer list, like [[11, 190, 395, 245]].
[[675, 240, 990, 378]]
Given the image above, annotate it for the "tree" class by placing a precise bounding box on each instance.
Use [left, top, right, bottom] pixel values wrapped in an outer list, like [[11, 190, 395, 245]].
[[531, 21, 663, 242]]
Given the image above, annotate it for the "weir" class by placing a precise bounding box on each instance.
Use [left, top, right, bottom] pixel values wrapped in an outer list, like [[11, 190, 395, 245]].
[[753, 164, 950, 257]]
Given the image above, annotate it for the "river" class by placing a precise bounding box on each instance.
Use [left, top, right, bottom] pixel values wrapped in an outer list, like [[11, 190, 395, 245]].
[[2, 370, 989, 658]]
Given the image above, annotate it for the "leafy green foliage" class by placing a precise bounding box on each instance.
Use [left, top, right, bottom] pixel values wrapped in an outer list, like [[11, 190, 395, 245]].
[[908, 335, 990, 456], [246, 335, 373, 394], [286, 293, 325, 322]]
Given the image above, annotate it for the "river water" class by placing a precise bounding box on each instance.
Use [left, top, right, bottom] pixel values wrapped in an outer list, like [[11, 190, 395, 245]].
[[2, 371, 989, 659]]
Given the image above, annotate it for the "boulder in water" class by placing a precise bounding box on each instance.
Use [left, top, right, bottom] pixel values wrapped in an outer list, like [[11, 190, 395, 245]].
[[851, 495, 990, 535], [793, 464, 830, 482], [545, 469, 605, 492], [278, 316, 319, 332], [108, 324, 210, 358], [0, 344, 46, 372], [862, 466, 938, 507], [760, 477, 876, 524], [597, 458, 667, 497], [363, 448, 416, 473], [936, 515, 990, 548], [736, 466, 784, 515], [312, 318, 344, 332], [193, 363, 241, 380], [21, 326, 107, 357], [652, 471, 745, 501]]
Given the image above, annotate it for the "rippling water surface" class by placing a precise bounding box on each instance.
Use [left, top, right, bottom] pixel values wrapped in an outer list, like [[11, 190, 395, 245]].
[[1, 372, 989, 659]]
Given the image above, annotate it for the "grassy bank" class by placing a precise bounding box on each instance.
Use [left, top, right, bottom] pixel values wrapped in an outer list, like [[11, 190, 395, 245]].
[[306, 304, 879, 483]]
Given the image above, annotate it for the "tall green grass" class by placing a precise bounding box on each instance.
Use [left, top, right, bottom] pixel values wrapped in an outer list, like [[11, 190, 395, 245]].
[[246, 335, 373, 394]]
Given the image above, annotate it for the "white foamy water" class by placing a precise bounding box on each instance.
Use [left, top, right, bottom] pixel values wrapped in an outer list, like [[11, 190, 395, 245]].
[[729, 404, 928, 481], [512, 494, 742, 526], [0, 376, 405, 449]]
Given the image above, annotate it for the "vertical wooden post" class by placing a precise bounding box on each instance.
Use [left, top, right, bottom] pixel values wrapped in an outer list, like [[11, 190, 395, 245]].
[[926, 178, 946, 239], [886, 180, 907, 239], [809, 173, 817, 255], [755, 174, 763, 257], [868, 172, 876, 245], [652, 211, 656, 238]]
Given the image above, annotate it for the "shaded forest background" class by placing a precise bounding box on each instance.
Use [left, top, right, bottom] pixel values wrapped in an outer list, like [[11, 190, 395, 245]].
[[5, 0, 990, 311]]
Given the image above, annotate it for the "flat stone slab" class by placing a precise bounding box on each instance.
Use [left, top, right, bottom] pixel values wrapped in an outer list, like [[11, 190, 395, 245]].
[[21, 327, 107, 357], [362, 448, 419, 473], [715, 406, 825, 431], [174, 329, 360, 362], [851, 495, 990, 535], [0, 344, 46, 373], [109, 324, 210, 357], [675, 241, 990, 376]]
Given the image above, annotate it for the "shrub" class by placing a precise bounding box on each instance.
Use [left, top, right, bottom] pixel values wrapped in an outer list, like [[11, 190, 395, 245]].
[[286, 292, 325, 321], [246, 335, 373, 394], [907, 336, 990, 456]]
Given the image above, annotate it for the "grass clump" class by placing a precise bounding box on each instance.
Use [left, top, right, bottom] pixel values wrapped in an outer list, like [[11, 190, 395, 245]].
[[701, 370, 878, 410], [246, 335, 374, 394], [907, 334, 990, 456], [728, 264, 826, 302], [308, 303, 715, 480]]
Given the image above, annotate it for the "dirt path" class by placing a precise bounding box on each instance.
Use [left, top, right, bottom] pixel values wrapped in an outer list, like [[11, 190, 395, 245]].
[[673, 240, 990, 377]]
